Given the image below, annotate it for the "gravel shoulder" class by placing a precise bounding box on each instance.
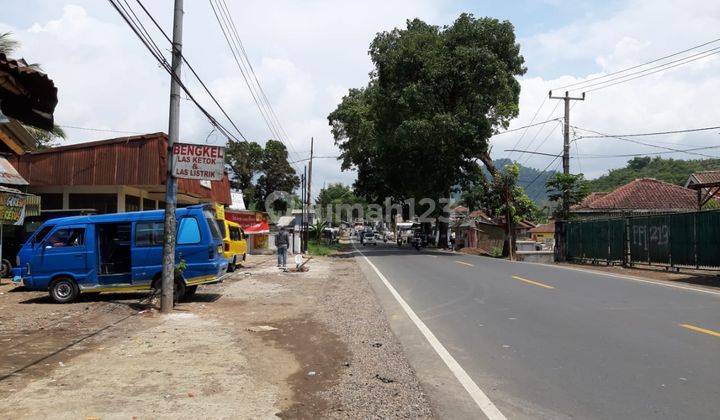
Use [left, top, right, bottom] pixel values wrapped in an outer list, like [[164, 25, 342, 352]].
[[0, 250, 433, 418]]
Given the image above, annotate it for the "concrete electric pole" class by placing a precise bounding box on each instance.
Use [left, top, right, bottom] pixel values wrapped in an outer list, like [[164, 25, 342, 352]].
[[549, 90, 584, 215], [160, 0, 184, 313], [305, 137, 314, 250]]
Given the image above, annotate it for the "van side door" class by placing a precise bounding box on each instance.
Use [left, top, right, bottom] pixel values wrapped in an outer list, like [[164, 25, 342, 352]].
[[132, 220, 164, 285], [32, 224, 92, 288]]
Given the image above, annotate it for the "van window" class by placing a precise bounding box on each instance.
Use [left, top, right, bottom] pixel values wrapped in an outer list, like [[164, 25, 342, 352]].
[[204, 210, 222, 241], [229, 226, 241, 241], [177, 217, 201, 245], [47, 228, 85, 247], [217, 220, 226, 238], [31, 225, 55, 245], [135, 221, 164, 247]]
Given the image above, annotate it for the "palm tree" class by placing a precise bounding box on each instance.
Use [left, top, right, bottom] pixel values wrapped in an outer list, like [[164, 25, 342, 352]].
[[1, 32, 62, 148]]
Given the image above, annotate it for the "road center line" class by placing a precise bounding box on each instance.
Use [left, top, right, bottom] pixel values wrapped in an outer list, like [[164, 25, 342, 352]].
[[455, 260, 474, 267], [355, 244, 506, 419], [679, 323, 720, 338], [511, 275, 555, 290]]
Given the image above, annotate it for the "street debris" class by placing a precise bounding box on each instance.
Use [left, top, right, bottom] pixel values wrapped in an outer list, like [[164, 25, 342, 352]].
[[374, 374, 395, 384], [247, 325, 278, 332]]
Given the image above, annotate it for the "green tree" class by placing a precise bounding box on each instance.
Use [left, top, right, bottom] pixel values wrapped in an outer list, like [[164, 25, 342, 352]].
[[1, 32, 64, 147], [546, 173, 589, 219], [254, 140, 300, 212], [328, 14, 525, 244], [315, 183, 367, 223], [225, 140, 263, 207]]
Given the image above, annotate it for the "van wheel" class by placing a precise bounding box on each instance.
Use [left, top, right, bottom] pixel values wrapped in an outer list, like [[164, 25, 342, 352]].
[[227, 257, 236, 272], [49, 277, 79, 303], [242, 253, 247, 261]]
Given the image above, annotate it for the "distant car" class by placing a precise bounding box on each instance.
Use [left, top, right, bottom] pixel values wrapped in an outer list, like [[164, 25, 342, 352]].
[[362, 231, 377, 246]]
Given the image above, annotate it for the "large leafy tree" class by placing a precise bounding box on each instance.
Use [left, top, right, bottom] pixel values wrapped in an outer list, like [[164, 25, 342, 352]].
[[225, 140, 263, 207], [315, 182, 367, 223], [254, 140, 300, 212], [328, 14, 526, 244]]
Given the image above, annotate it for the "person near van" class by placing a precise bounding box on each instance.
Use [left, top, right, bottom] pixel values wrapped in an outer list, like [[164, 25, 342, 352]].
[[275, 226, 289, 268]]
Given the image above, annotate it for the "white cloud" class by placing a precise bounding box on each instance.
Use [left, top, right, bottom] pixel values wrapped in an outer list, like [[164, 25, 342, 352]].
[[495, 0, 720, 179]]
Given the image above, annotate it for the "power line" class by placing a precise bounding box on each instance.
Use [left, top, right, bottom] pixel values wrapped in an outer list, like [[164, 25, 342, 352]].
[[216, 0, 297, 156], [521, 103, 562, 165], [133, 0, 248, 142], [575, 124, 720, 139], [582, 48, 720, 93], [504, 96, 547, 161], [572, 125, 719, 159], [108, 0, 244, 144], [59, 125, 144, 135], [520, 153, 561, 190], [552, 36, 720, 91], [208, 0, 302, 167]]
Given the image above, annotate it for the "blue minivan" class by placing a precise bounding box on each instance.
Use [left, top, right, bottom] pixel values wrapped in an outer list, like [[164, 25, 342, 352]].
[[12, 204, 228, 303]]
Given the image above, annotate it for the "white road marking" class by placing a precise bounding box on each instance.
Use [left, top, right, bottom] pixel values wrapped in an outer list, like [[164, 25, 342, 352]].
[[429, 249, 720, 297], [355, 244, 506, 419]]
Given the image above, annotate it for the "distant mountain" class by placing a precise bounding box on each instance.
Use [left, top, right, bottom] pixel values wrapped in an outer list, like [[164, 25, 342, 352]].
[[586, 156, 720, 192], [492, 158, 558, 205]]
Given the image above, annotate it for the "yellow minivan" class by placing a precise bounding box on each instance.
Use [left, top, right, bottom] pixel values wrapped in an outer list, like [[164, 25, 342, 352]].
[[218, 219, 247, 271]]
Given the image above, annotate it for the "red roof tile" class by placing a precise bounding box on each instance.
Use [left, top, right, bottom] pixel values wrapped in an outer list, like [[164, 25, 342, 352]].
[[576, 178, 697, 211], [687, 170, 720, 186], [529, 221, 555, 233]]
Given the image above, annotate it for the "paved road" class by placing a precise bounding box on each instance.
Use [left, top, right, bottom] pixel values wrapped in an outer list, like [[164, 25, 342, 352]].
[[356, 243, 720, 419]]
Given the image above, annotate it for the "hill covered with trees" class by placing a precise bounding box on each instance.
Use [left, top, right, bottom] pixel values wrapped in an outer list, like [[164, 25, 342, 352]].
[[585, 156, 720, 192]]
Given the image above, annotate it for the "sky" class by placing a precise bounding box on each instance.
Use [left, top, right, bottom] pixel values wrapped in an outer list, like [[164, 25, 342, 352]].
[[1, 0, 719, 197]]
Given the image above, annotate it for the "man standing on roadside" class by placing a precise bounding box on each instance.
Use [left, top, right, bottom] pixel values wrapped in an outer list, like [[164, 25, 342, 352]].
[[275, 226, 289, 268]]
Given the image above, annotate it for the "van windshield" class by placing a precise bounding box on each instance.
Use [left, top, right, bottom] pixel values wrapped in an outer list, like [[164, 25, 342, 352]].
[[31, 225, 55, 246]]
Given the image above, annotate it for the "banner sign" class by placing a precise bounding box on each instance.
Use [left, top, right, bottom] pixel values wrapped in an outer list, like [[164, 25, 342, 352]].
[[0, 192, 26, 223], [172, 143, 225, 181]]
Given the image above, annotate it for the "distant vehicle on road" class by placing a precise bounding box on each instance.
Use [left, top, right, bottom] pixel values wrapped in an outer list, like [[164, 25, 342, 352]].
[[12, 204, 228, 303], [362, 231, 377, 246]]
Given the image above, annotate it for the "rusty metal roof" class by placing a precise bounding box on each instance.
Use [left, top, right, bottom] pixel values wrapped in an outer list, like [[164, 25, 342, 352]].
[[9, 132, 230, 205]]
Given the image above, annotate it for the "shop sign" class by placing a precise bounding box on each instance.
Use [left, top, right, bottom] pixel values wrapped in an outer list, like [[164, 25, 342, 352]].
[[0, 192, 26, 223], [172, 143, 225, 181]]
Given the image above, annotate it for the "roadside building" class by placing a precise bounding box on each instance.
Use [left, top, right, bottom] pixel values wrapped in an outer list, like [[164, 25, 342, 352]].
[[685, 170, 720, 209], [529, 221, 555, 248], [225, 209, 270, 254], [8, 132, 231, 213], [570, 178, 699, 219]]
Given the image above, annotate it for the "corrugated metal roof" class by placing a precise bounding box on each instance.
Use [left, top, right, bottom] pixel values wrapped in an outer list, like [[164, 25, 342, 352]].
[[0, 53, 58, 131], [9, 132, 230, 205]]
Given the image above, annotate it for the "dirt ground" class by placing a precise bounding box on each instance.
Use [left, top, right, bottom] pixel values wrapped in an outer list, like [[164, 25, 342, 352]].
[[0, 251, 433, 419]]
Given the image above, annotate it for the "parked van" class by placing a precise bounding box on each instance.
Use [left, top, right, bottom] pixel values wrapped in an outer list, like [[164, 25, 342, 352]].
[[12, 205, 228, 303], [218, 219, 247, 271]]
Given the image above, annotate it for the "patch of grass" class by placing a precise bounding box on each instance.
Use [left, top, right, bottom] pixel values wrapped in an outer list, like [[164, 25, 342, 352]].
[[307, 240, 342, 256]]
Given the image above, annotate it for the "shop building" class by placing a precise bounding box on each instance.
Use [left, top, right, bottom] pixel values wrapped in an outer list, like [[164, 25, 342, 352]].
[[8, 132, 231, 213]]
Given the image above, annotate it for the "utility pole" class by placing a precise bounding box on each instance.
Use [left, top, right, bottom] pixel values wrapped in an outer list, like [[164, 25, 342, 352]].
[[302, 166, 307, 252], [300, 170, 306, 253], [549, 90, 584, 215], [160, 0, 184, 313], [504, 176, 514, 261], [306, 138, 314, 215]]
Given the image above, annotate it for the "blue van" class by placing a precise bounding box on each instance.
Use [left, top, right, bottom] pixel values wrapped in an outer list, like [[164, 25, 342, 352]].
[[12, 204, 228, 303]]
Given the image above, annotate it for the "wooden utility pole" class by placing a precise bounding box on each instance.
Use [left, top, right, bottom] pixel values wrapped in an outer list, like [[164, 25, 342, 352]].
[[160, 0, 184, 313], [549, 90, 584, 216]]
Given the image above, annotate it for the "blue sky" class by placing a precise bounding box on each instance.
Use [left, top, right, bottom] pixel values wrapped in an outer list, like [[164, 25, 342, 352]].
[[1, 0, 719, 195]]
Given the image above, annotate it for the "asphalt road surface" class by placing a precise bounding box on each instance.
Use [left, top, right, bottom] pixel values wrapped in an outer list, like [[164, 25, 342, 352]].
[[355, 242, 720, 419]]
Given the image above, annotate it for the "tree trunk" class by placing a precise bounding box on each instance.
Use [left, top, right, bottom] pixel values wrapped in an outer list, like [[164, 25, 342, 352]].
[[479, 152, 498, 179]]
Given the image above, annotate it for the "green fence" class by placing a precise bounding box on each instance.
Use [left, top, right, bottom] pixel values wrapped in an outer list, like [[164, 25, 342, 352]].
[[565, 210, 720, 268]]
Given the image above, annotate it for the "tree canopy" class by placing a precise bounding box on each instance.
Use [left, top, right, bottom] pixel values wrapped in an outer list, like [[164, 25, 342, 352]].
[[224, 139, 299, 210], [328, 14, 526, 205]]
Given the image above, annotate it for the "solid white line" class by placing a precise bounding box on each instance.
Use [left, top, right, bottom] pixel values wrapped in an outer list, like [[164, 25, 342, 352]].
[[356, 245, 506, 419]]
